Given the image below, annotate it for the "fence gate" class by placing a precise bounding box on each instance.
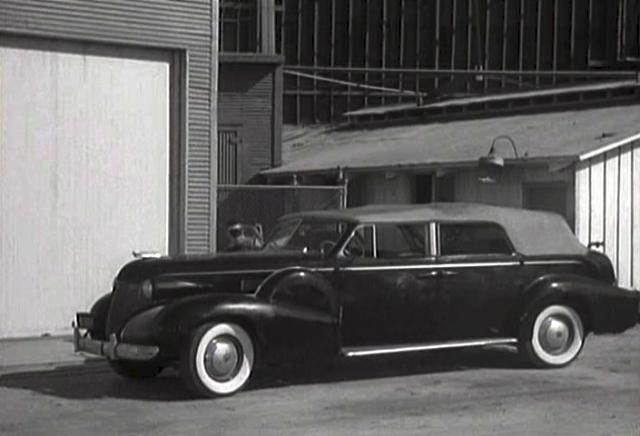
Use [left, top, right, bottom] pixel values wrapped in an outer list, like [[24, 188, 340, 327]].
[[216, 184, 346, 251]]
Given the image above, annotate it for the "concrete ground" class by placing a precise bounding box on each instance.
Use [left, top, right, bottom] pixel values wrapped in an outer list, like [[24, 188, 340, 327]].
[[0, 326, 639, 436]]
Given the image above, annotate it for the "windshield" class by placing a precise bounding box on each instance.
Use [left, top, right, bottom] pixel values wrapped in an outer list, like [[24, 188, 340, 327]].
[[263, 218, 350, 254]]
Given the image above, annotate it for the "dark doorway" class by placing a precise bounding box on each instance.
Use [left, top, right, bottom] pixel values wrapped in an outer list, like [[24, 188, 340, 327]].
[[523, 182, 570, 226], [414, 174, 432, 203]]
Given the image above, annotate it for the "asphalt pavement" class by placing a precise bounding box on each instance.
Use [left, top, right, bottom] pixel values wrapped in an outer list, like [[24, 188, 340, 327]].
[[0, 326, 639, 436]]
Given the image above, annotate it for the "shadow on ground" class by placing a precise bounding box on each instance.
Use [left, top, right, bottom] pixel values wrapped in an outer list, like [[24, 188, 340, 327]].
[[0, 346, 526, 402]]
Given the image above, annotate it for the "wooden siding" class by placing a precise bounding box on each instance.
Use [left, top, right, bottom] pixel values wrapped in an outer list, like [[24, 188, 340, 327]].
[[452, 165, 575, 226], [218, 62, 276, 181], [576, 139, 640, 290], [0, 0, 218, 253], [348, 173, 414, 206]]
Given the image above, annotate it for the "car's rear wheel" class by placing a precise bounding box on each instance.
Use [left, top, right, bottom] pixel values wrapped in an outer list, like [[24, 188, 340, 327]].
[[181, 322, 255, 398], [519, 304, 585, 368], [108, 360, 163, 379]]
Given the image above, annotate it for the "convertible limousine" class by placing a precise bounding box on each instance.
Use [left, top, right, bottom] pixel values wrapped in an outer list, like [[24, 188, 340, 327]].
[[74, 203, 639, 397]]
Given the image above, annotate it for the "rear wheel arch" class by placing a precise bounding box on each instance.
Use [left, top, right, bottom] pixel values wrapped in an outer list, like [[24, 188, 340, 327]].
[[517, 276, 595, 335]]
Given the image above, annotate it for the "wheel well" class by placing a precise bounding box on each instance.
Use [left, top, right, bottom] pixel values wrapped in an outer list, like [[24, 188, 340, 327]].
[[524, 296, 593, 334], [562, 298, 592, 333]]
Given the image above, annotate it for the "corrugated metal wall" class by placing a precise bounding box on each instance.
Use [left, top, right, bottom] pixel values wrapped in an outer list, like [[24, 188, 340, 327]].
[[575, 139, 640, 290], [0, 0, 218, 253], [218, 62, 275, 181]]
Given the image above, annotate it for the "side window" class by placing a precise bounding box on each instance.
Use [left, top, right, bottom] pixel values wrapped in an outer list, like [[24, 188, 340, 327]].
[[377, 224, 427, 259], [343, 225, 374, 258], [271, 285, 332, 313], [440, 223, 513, 256]]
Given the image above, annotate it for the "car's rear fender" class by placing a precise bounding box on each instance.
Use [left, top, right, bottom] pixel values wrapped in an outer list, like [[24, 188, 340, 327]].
[[517, 274, 638, 336]]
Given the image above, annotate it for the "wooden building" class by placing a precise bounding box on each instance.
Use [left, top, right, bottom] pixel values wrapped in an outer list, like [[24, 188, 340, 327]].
[[275, 0, 640, 124], [265, 100, 640, 289], [218, 0, 283, 183], [218, 54, 283, 183], [0, 0, 218, 338], [576, 135, 640, 290]]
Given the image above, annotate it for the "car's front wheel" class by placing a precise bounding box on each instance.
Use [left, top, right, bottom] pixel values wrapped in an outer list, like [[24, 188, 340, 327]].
[[519, 304, 585, 368], [181, 322, 255, 398]]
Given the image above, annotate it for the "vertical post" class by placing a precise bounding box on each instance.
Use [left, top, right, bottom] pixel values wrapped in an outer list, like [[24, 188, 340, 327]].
[[260, 0, 276, 54], [473, 0, 484, 69], [339, 167, 349, 209], [210, 0, 220, 252]]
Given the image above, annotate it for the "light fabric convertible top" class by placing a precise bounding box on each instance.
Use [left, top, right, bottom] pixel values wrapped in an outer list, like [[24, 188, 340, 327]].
[[286, 203, 588, 257]]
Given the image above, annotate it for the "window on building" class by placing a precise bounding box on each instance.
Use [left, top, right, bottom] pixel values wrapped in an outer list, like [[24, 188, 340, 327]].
[[219, 0, 283, 54], [218, 129, 239, 184], [220, 0, 258, 53], [439, 223, 513, 256]]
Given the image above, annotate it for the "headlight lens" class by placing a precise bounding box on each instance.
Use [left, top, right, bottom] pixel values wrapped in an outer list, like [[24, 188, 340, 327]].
[[140, 280, 154, 300]]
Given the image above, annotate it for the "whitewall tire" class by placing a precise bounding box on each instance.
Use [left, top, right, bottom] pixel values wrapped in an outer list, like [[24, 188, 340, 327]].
[[182, 322, 255, 397], [519, 304, 585, 368]]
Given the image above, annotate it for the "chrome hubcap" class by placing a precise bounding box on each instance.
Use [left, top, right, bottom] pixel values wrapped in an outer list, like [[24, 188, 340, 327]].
[[204, 336, 241, 381], [538, 316, 572, 355]]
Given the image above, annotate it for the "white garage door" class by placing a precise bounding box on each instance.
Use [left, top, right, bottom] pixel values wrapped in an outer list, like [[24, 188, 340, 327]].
[[0, 39, 170, 338]]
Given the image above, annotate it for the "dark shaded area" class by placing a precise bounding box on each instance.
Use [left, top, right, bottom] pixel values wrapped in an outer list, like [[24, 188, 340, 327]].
[[0, 346, 525, 402]]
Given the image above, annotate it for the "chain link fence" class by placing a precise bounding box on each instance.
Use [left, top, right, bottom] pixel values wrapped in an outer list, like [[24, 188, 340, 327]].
[[216, 184, 346, 252]]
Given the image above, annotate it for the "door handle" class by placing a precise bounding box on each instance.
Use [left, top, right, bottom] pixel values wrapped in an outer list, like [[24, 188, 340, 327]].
[[440, 270, 458, 277], [416, 271, 439, 279], [416, 270, 458, 279]]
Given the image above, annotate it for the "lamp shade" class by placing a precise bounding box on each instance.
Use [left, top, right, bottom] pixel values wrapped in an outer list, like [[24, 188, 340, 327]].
[[478, 152, 504, 168]]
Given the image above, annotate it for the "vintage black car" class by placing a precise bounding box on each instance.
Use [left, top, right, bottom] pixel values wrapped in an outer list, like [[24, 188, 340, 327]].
[[73, 203, 639, 397]]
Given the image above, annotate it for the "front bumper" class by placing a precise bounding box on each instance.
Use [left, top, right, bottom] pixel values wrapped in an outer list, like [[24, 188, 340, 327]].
[[73, 313, 159, 361]]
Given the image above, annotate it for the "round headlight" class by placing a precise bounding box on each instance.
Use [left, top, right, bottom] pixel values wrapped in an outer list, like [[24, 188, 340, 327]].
[[141, 280, 154, 300]]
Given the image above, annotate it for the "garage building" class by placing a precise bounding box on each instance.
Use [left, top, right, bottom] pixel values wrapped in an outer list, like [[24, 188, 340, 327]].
[[0, 0, 219, 338]]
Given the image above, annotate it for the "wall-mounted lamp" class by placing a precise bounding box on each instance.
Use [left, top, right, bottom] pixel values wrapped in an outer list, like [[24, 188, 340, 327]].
[[478, 135, 519, 183], [478, 135, 519, 169]]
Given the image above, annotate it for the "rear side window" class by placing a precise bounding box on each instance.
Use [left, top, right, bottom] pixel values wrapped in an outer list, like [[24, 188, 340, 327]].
[[377, 224, 427, 259], [439, 223, 513, 256]]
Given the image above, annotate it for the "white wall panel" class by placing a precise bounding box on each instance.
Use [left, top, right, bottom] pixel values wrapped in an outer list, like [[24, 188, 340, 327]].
[[604, 151, 620, 271], [575, 139, 640, 290], [0, 44, 169, 337], [588, 155, 606, 251], [633, 144, 640, 290], [574, 162, 590, 244], [617, 145, 633, 287]]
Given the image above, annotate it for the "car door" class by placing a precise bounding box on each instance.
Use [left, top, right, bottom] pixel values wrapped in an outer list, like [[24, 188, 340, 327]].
[[333, 222, 445, 347], [434, 221, 525, 340]]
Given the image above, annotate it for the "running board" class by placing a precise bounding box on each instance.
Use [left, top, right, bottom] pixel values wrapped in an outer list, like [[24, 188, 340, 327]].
[[341, 338, 518, 358]]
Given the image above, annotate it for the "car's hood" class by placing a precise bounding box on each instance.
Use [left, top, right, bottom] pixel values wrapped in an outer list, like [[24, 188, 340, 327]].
[[106, 250, 326, 335], [116, 250, 323, 283]]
